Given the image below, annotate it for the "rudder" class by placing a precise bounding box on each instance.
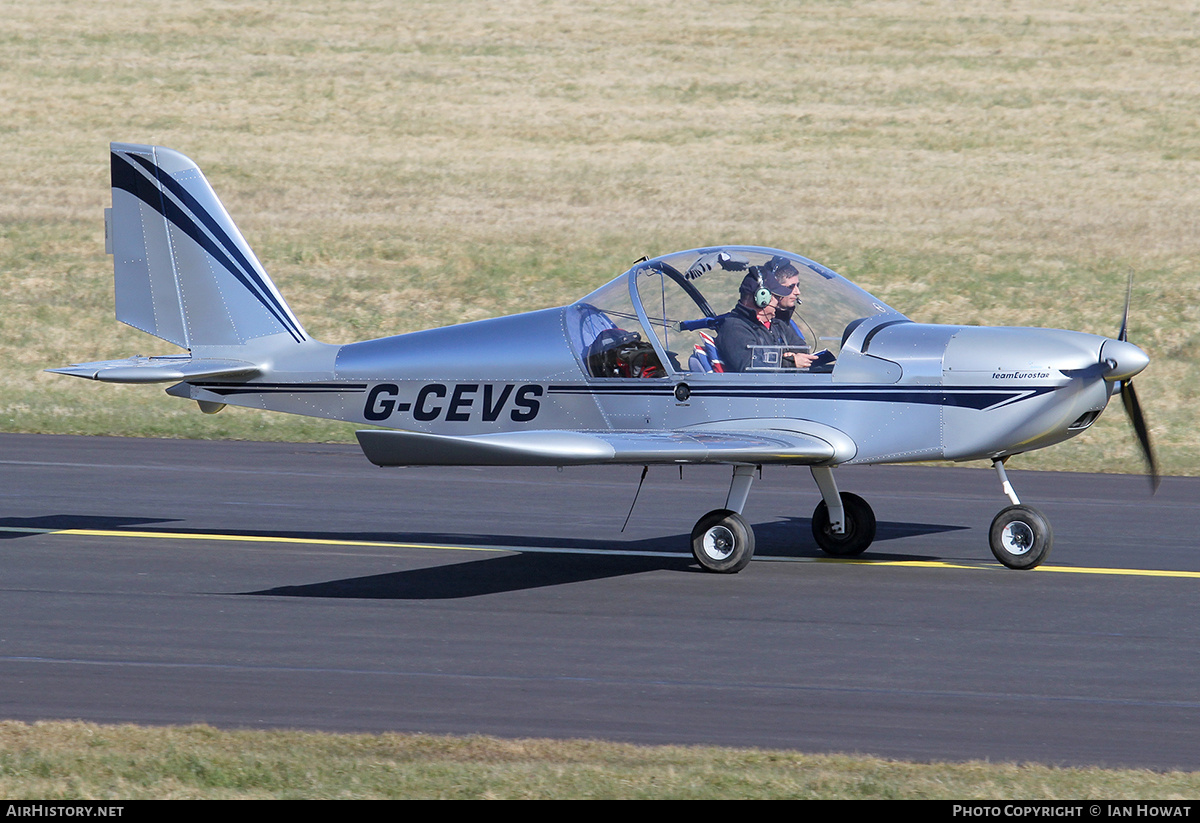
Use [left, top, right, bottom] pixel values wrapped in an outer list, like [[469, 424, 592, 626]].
[[108, 143, 307, 349]]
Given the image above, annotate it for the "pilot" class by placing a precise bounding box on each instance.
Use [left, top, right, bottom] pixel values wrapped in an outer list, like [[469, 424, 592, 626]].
[[769, 258, 820, 370], [716, 268, 802, 372]]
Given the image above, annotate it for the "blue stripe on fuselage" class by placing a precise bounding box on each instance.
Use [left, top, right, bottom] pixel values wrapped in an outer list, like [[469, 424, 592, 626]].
[[546, 383, 1057, 412]]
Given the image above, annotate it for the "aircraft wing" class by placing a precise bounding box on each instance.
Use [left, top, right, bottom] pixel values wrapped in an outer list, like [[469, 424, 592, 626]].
[[356, 420, 856, 467], [46, 355, 258, 384]]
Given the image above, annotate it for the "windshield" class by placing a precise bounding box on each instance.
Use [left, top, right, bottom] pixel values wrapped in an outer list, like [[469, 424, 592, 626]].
[[568, 246, 901, 377]]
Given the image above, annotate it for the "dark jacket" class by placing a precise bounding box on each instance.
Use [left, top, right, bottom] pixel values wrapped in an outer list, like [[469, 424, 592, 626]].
[[774, 305, 808, 349], [716, 303, 796, 372]]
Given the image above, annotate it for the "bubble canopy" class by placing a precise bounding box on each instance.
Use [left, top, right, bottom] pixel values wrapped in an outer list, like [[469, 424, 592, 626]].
[[566, 246, 903, 377]]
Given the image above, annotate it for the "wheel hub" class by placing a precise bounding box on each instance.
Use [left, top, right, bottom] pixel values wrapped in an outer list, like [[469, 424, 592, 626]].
[[1000, 520, 1034, 555], [702, 526, 736, 560]]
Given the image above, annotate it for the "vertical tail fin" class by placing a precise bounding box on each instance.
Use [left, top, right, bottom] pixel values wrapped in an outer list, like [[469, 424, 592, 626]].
[[108, 143, 308, 349]]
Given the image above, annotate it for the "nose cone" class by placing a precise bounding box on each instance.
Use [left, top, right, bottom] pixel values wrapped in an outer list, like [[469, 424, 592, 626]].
[[1100, 338, 1150, 381]]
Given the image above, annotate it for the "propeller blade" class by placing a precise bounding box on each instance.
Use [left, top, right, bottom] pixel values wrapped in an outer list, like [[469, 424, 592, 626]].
[[1118, 272, 1132, 343], [1121, 379, 1160, 493]]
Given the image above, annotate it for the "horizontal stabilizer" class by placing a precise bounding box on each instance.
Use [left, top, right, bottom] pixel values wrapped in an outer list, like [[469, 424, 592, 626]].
[[356, 425, 848, 467], [46, 355, 258, 384]]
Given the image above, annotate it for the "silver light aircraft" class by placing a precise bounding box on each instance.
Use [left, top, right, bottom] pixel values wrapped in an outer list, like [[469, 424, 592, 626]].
[[51, 144, 1158, 573]]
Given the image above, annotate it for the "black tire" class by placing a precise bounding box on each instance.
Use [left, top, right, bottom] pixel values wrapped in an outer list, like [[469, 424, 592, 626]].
[[989, 505, 1053, 570], [691, 509, 755, 573], [812, 492, 876, 557]]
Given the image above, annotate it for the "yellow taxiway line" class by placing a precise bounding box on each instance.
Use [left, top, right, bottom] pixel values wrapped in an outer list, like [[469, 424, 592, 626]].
[[2, 525, 1198, 578], [0, 525, 500, 553]]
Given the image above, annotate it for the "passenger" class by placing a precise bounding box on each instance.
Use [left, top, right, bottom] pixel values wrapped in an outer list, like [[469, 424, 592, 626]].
[[716, 269, 798, 372]]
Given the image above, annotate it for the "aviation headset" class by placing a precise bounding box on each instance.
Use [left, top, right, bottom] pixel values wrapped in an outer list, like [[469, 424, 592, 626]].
[[751, 267, 772, 309]]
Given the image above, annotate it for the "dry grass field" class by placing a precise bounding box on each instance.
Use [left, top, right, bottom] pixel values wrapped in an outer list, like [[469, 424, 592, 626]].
[[3, 0, 1199, 474], [1, 721, 1197, 799]]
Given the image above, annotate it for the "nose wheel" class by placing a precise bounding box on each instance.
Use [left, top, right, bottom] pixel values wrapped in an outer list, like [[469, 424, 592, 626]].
[[988, 460, 1052, 569], [989, 505, 1053, 569]]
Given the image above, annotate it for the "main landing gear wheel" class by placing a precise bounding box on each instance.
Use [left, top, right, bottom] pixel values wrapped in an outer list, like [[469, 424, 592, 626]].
[[989, 505, 1053, 570], [812, 492, 876, 557], [691, 509, 755, 574]]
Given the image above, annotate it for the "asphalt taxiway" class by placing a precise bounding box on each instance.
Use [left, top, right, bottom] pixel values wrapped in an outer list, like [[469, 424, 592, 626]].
[[1, 432, 1196, 769]]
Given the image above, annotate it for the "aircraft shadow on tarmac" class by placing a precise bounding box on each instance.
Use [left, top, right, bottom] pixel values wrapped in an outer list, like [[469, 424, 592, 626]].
[[252, 551, 698, 599], [243, 518, 967, 600], [0, 514, 181, 537]]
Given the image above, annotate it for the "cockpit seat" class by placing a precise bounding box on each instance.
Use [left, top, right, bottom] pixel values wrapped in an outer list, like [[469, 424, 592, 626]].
[[688, 330, 725, 373]]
